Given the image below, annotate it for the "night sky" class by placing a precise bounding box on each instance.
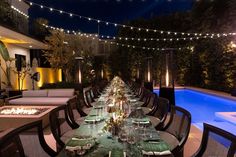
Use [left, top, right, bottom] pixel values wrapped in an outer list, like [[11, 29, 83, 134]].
[[29, 0, 194, 36]]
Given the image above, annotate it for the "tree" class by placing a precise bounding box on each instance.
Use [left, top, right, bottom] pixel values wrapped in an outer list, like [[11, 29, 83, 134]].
[[30, 18, 49, 40], [43, 30, 94, 83], [113, 0, 236, 92]]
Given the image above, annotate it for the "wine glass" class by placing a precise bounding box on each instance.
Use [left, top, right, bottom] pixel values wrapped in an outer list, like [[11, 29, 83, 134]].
[[76, 149, 86, 156], [127, 130, 137, 156]]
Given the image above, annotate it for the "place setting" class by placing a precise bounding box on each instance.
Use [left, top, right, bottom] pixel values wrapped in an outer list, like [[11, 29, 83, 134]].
[[65, 135, 99, 156]]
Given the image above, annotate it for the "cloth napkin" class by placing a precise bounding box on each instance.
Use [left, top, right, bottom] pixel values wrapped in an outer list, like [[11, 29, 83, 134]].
[[132, 117, 150, 124], [65, 137, 95, 151], [108, 149, 126, 157], [85, 115, 103, 123], [141, 141, 171, 156]]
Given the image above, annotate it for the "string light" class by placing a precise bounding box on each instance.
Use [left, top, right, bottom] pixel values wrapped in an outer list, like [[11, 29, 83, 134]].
[[41, 23, 224, 42], [41, 24, 191, 51], [10, 3, 221, 52], [19, 0, 236, 37], [11, 5, 29, 18]]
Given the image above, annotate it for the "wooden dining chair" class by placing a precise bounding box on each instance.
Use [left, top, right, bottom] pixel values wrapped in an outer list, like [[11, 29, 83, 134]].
[[84, 89, 96, 107], [0, 120, 57, 157], [49, 105, 76, 152], [67, 98, 86, 126], [139, 87, 148, 102], [141, 89, 152, 107], [76, 94, 88, 117], [160, 106, 191, 157], [91, 86, 100, 99], [192, 123, 236, 157], [148, 97, 170, 130], [141, 93, 158, 115]]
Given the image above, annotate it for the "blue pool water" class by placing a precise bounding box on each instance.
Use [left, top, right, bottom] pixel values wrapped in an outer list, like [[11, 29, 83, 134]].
[[154, 89, 236, 132]]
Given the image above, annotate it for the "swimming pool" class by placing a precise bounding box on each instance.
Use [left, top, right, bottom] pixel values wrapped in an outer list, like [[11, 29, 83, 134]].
[[154, 89, 236, 133]]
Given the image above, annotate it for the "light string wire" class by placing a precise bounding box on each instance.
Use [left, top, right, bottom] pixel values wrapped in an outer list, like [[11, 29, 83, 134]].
[[42, 23, 192, 51], [20, 0, 236, 37], [42, 23, 227, 42], [10, 2, 194, 51]]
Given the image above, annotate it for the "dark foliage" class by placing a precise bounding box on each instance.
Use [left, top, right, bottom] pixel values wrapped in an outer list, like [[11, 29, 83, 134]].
[[111, 0, 236, 92]]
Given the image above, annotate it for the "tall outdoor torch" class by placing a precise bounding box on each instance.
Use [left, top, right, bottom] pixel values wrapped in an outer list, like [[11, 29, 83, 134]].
[[159, 50, 175, 106]]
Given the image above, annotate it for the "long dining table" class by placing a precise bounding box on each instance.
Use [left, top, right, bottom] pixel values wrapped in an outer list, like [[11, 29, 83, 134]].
[[57, 78, 177, 157]]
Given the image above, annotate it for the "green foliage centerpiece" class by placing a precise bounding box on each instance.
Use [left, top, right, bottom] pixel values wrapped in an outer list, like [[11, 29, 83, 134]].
[[103, 109, 126, 136], [103, 77, 128, 136]]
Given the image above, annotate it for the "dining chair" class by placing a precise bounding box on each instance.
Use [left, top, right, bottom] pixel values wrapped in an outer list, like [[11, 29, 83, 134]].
[[141, 89, 152, 107], [141, 93, 158, 115], [88, 88, 96, 102], [91, 86, 100, 99], [49, 105, 76, 152], [78, 94, 92, 116], [84, 89, 96, 107], [160, 106, 191, 157], [67, 98, 84, 127], [76, 94, 88, 117], [148, 97, 170, 129], [192, 123, 236, 157], [134, 86, 143, 98], [139, 87, 148, 102], [0, 120, 57, 157]]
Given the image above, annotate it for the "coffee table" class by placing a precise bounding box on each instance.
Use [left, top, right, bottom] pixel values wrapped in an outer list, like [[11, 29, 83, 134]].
[[0, 105, 56, 131]]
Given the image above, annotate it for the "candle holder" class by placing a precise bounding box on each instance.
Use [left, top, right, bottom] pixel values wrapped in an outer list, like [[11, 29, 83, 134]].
[[159, 50, 175, 106]]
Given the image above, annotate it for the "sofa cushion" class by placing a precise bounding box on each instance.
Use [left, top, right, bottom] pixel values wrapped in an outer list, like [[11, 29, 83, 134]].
[[48, 89, 75, 97], [9, 97, 70, 105], [22, 90, 48, 97]]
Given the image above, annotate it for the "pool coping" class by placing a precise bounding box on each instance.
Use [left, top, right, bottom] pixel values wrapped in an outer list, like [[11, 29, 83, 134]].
[[154, 86, 236, 101], [215, 112, 236, 125], [185, 86, 236, 101]]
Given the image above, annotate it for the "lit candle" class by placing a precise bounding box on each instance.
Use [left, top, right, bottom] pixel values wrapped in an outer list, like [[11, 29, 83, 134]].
[[112, 112, 116, 120]]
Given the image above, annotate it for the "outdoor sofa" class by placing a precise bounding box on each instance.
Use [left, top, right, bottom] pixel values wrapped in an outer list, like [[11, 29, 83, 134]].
[[7, 89, 76, 106]]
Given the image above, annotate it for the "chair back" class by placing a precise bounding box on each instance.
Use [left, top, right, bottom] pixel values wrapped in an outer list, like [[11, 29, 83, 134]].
[[77, 94, 88, 116], [88, 88, 96, 102], [83, 89, 93, 107], [49, 105, 73, 150], [135, 86, 142, 97], [67, 98, 81, 128], [91, 86, 99, 98], [139, 87, 148, 101], [142, 90, 152, 107], [164, 106, 191, 156], [145, 93, 157, 109], [153, 97, 169, 128], [0, 120, 56, 157], [193, 123, 236, 157]]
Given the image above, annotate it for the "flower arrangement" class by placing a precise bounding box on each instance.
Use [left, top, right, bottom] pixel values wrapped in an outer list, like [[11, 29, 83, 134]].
[[103, 109, 126, 136]]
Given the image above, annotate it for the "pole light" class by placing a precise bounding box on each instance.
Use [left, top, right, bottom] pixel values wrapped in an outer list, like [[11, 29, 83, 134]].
[[144, 57, 153, 92], [75, 56, 83, 84], [159, 49, 175, 106]]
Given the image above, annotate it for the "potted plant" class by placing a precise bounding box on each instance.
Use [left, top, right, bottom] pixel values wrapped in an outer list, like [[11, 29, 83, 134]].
[[0, 41, 15, 90]]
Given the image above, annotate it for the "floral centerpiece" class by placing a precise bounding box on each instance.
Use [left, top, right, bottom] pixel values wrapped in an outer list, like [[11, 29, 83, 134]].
[[103, 109, 126, 136], [103, 77, 131, 136]]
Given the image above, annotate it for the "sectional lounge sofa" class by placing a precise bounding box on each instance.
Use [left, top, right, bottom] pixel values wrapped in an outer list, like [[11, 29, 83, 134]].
[[8, 89, 76, 106]]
